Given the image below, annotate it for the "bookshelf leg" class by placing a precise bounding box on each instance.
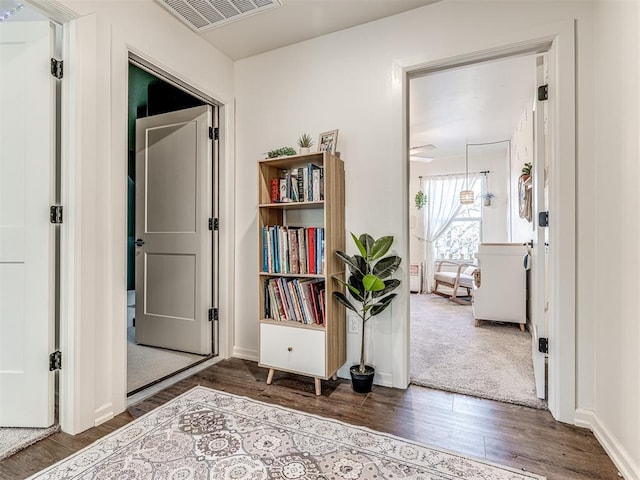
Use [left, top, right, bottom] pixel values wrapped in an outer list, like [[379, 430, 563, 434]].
[[314, 378, 322, 396], [266, 368, 275, 385]]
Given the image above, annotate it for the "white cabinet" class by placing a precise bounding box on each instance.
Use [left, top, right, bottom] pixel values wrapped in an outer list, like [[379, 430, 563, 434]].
[[260, 323, 326, 378], [473, 243, 527, 330]]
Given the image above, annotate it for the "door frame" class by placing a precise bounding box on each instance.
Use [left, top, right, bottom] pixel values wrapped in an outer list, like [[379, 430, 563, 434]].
[[394, 19, 576, 423], [56, 14, 235, 433]]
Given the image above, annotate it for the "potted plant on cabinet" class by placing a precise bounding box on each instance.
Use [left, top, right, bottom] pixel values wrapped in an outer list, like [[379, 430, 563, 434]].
[[333, 233, 401, 393]]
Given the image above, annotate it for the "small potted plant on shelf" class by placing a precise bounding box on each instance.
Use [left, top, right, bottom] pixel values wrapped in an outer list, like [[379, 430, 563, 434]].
[[333, 233, 401, 393], [266, 147, 297, 159], [298, 133, 314, 154]]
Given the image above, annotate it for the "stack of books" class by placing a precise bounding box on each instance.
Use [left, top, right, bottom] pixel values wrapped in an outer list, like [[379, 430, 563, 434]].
[[263, 277, 326, 325], [262, 225, 325, 275], [270, 163, 324, 203]]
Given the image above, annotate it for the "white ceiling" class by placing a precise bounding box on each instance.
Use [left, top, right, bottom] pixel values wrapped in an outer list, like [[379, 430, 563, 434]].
[[169, 0, 438, 60], [410, 55, 538, 161]]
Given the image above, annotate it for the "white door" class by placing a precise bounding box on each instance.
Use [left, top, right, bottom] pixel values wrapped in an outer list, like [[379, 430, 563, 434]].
[[135, 106, 213, 355], [530, 53, 550, 400], [0, 21, 56, 427]]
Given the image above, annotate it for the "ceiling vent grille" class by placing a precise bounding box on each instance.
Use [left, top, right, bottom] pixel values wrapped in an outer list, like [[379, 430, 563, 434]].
[[158, 0, 282, 32]]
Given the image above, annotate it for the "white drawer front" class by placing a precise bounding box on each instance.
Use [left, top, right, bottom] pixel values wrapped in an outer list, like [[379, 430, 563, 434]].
[[260, 324, 326, 377]]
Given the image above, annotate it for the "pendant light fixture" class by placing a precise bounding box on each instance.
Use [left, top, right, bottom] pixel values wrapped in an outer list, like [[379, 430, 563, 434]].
[[460, 143, 475, 204]]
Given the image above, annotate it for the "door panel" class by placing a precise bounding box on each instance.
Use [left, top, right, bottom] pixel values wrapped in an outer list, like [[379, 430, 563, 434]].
[[135, 106, 212, 355], [0, 20, 56, 427], [531, 53, 549, 400]]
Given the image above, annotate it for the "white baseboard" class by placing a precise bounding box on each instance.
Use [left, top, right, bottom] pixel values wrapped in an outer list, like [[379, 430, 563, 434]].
[[94, 404, 114, 426], [232, 346, 258, 362], [575, 408, 639, 480]]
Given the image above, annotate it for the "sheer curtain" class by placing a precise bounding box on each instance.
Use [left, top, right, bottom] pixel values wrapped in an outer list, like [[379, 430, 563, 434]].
[[421, 173, 480, 292]]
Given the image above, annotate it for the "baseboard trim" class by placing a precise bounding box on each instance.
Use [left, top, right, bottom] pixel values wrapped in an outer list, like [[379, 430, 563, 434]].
[[94, 404, 114, 426], [232, 346, 258, 362], [575, 408, 639, 479]]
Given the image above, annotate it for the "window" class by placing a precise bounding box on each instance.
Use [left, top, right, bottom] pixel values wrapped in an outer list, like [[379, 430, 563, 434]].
[[433, 184, 482, 261]]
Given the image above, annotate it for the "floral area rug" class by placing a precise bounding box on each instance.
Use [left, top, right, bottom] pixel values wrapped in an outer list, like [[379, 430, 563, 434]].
[[28, 386, 545, 479]]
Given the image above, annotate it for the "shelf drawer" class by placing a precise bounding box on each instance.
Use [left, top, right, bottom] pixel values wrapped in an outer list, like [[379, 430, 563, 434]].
[[260, 323, 326, 377]]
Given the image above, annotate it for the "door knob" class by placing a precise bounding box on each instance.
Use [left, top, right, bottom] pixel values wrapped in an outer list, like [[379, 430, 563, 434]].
[[134, 239, 145, 247]]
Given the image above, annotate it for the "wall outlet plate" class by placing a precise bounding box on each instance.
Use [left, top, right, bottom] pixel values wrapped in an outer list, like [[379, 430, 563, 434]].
[[348, 316, 359, 334]]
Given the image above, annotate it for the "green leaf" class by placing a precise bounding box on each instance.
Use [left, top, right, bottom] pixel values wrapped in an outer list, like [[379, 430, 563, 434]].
[[373, 255, 401, 279], [332, 292, 357, 312], [370, 236, 393, 260], [334, 276, 362, 298], [363, 274, 385, 292], [348, 274, 365, 302], [370, 294, 397, 316], [359, 234, 375, 258], [335, 251, 364, 275], [372, 279, 401, 298], [350, 233, 367, 258]]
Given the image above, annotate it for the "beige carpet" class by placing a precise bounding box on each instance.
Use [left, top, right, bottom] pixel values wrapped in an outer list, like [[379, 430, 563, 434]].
[[127, 326, 205, 393], [410, 293, 547, 409], [0, 425, 59, 461], [28, 386, 545, 479]]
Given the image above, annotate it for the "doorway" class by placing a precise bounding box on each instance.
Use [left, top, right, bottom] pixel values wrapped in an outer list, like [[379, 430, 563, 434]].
[[408, 53, 547, 408], [126, 61, 218, 395]]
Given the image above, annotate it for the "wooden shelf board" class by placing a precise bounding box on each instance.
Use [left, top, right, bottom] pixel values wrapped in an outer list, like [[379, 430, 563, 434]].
[[259, 201, 324, 210], [259, 318, 325, 331], [259, 272, 326, 279]]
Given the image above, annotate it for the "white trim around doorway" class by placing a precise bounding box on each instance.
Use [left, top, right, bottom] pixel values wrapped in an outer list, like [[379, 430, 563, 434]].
[[392, 19, 576, 424]]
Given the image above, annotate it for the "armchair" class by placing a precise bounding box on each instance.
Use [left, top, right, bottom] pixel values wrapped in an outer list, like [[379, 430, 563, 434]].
[[433, 260, 476, 305]]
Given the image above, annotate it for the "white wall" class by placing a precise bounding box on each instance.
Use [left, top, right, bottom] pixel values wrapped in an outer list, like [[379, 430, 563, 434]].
[[510, 103, 535, 243], [587, 1, 640, 476], [56, 0, 234, 433], [234, 0, 596, 390]]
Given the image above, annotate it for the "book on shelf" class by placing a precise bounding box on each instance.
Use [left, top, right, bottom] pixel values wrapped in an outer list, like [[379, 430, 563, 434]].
[[261, 225, 325, 275], [263, 277, 326, 325], [265, 163, 324, 204]]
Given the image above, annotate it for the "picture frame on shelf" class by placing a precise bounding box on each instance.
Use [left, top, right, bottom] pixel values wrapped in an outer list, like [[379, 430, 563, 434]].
[[318, 129, 339, 154]]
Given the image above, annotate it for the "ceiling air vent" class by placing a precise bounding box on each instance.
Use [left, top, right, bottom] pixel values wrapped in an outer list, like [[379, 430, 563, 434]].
[[158, 0, 282, 32]]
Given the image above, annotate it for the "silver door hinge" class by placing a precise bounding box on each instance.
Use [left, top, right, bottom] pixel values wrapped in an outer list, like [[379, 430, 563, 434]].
[[51, 58, 63, 79], [208, 308, 219, 321], [537, 84, 548, 101], [49, 351, 62, 371], [50, 205, 63, 224]]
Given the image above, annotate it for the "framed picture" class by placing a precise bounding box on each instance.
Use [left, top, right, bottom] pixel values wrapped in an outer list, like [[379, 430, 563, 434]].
[[318, 129, 339, 154]]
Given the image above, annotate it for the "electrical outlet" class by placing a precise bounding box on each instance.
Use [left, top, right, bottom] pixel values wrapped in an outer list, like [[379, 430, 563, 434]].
[[348, 316, 359, 334]]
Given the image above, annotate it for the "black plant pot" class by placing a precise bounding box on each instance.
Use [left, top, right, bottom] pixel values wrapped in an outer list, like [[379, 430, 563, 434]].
[[350, 365, 375, 394]]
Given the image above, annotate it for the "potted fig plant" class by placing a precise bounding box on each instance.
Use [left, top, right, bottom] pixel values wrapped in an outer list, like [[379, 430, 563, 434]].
[[333, 233, 401, 393]]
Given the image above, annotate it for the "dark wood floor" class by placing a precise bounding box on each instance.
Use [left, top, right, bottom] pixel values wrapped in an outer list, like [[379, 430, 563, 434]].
[[0, 358, 620, 479]]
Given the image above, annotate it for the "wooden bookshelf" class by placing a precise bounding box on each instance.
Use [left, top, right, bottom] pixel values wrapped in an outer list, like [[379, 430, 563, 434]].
[[257, 152, 346, 395]]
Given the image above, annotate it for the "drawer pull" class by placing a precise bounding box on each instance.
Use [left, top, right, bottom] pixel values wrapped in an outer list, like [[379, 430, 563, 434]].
[[287, 347, 293, 352]]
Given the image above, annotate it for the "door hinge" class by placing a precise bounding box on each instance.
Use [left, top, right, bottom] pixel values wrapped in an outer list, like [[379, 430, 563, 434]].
[[538, 211, 549, 227], [50, 58, 63, 79], [538, 337, 549, 354], [50, 205, 63, 224], [208, 308, 219, 321], [537, 84, 548, 101], [209, 127, 219, 140], [208, 218, 218, 231], [49, 351, 62, 371]]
